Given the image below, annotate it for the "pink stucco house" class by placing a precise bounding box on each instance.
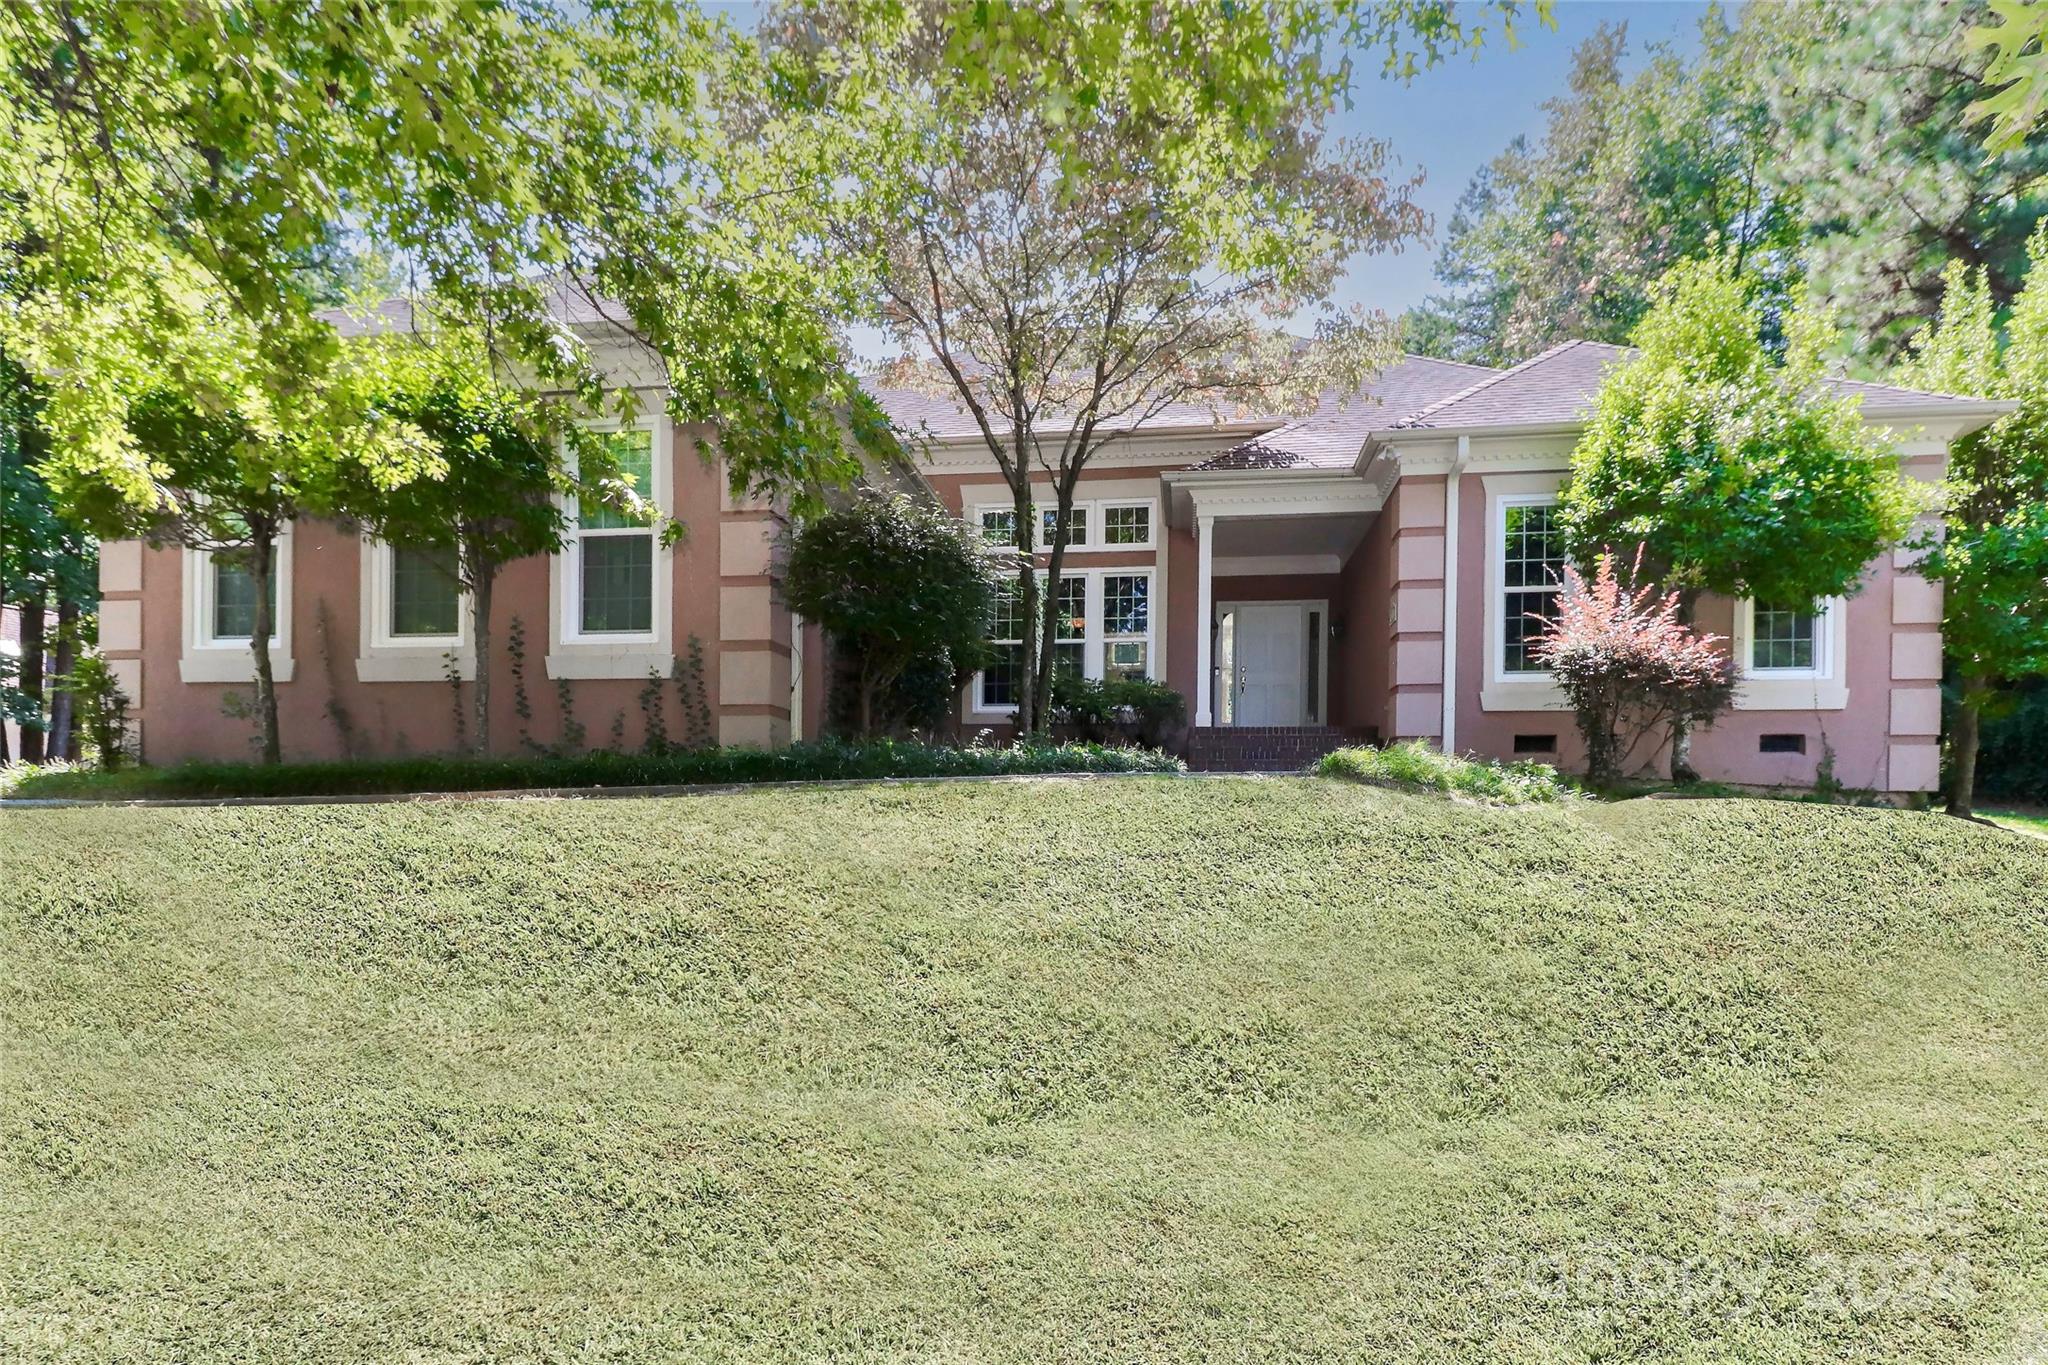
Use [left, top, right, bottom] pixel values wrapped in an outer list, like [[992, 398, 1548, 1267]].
[[95, 309, 2011, 795]]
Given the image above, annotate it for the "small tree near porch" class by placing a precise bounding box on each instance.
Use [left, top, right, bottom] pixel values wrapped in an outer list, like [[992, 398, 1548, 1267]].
[[781, 3, 1544, 734]]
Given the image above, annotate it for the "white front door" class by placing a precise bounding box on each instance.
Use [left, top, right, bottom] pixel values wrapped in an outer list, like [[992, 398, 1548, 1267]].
[[1232, 603, 1305, 725]]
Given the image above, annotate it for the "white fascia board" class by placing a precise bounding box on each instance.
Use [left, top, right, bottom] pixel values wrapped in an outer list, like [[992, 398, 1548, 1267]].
[[1161, 468, 1383, 525]]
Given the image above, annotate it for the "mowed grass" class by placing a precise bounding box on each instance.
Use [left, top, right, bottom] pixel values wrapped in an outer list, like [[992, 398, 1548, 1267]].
[[3, 780, 2046, 1363]]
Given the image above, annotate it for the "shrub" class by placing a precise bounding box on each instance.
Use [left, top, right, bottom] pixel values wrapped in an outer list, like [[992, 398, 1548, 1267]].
[[2, 739, 1185, 801], [56, 651, 132, 770], [1536, 555, 1736, 786], [1316, 741, 1568, 805], [1049, 674, 1186, 748], [783, 491, 996, 737]]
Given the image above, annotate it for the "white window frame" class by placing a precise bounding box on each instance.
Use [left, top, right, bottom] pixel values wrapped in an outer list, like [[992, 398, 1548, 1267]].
[[968, 497, 1159, 555], [1733, 596, 1849, 710], [1491, 492, 1567, 682], [548, 415, 675, 679], [1098, 499, 1157, 550], [1479, 476, 1570, 712], [972, 567, 1158, 716], [356, 536, 475, 682], [179, 531, 295, 683]]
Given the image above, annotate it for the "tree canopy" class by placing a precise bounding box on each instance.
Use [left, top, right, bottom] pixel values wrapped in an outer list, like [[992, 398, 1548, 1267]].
[[778, 0, 1545, 732], [1558, 258, 1915, 611], [0, 0, 882, 522], [1412, 1, 2048, 367], [1898, 229, 2048, 814]]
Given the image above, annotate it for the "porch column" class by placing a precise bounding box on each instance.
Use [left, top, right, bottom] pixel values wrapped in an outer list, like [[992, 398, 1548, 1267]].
[[1195, 512, 1215, 725]]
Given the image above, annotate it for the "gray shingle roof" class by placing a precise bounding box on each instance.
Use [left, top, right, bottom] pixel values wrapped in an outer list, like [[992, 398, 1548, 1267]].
[[1391, 339, 1997, 432], [1186, 355, 1503, 470]]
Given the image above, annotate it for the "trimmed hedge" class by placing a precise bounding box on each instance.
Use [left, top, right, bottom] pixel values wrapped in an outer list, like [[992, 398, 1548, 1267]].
[[1, 739, 1184, 802]]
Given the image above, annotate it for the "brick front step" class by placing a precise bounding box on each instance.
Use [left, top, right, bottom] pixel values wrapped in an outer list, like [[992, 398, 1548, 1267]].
[[1185, 725, 1375, 773]]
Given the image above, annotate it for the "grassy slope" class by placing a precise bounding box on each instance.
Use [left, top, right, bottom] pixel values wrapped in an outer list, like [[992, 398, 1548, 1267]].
[[3, 781, 2045, 1363]]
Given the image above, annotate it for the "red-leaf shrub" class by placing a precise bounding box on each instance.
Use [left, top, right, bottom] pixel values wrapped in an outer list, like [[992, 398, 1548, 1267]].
[[1535, 553, 1736, 785]]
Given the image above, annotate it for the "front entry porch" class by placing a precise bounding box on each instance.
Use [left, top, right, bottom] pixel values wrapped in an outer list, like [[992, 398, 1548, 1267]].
[[1163, 466, 1387, 733]]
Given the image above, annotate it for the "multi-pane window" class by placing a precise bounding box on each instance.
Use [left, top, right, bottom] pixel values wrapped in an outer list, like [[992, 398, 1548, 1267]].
[[389, 545, 461, 638], [1102, 574, 1149, 681], [1050, 573, 1086, 677], [977, 571, 1153, 708], [1501, 500, 1567, 673], [1042, 505, 1087, 548], [980, 508, 1017, 545], [1750, 603, 1822, 672], [574, 429, 657, 635], [210, 552, 274, 641], [1102, 503, 1151, 545], [981, 576, 1027, 707], [973, 499, 1156, 552]]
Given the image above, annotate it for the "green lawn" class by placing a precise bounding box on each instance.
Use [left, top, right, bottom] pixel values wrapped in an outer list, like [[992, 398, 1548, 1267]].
[[1984, 805, 2048, 839], [4, 780, 2045, 1362]]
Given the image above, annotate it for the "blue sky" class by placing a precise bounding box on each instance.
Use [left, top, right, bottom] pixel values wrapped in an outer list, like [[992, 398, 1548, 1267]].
[[1333, 0, 1716, 317]]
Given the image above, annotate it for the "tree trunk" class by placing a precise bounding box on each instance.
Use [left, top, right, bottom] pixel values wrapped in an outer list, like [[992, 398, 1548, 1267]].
[[1947, 674, 1987, 819], [1010, 482, 1041, 738], [247, 533, 282, 765], [1031, 475, 1083, 736], [857, 658, 876, 738], [469, 545, 495, 755], [46, 595, 77, 760], [1668, 588, 1703, 783], [15, 586, 46, 762]]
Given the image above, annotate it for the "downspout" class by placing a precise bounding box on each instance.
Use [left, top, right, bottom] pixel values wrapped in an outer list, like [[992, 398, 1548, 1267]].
[[1440, 437, 1469, 753]]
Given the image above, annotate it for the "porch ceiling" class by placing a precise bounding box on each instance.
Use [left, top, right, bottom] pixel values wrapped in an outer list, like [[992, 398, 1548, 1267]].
[[1212, 512, 1372, 560]]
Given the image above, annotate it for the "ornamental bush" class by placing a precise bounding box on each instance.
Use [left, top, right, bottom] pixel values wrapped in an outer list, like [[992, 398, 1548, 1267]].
[[1536, 554, 1736, 786], [783, 491, 997, 738], [1048, 674, 1187, 748]]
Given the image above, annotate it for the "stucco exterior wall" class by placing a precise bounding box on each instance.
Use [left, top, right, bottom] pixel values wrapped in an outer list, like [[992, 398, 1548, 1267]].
[[104, 416, 818, 765], [1446, 452, 1948, 793]]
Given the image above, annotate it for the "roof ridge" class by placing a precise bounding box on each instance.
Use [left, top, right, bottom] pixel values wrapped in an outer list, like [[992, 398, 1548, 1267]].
[[1398, 352, 1502, 374], [1393, 339, 1590, 429]]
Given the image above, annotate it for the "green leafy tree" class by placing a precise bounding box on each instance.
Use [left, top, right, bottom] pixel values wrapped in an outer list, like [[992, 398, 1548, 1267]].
[[782, 491, 996, 738], [1898, 233, 2048, 818], [781, 0, 1543, 734], [62, 368, 436, 765], [1, 354, 96, 763], [1412, 12, 1796, 366], [1762, 0, 2048, 359], [343, 330, 667, 754], [1966, 0, 2048, 154], [1558, 258, 1916, 781], [0, 0, 883, 532]]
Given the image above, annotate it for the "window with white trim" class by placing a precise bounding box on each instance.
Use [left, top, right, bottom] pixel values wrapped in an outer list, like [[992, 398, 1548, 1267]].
[[385, 544, 462, 642], [1741, 598, 1833, 678], [181, 530, 295, 683], [975, 569, 1155, 710], [981, 575, 1029, 708], [1042, 505, 1087, 548], [204, 548, 277, 644], [1049, 573, 1085, 677], [1499, 498, 1567, 674], [970, 498, 1158, 553], [568, 427, 657, 638], [979, 507, 1017, 545], [1101, 573, 1150, 681], [1101, 502, 1153, 546]]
